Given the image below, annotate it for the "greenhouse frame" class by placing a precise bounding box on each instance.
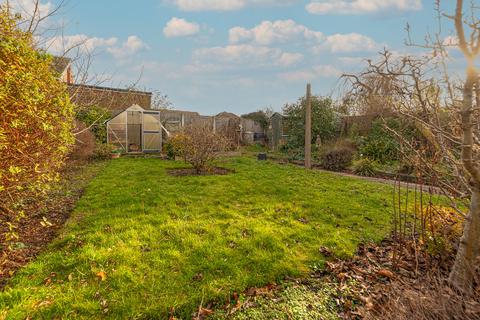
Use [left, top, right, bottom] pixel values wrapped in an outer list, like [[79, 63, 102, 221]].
[[106, 105, 162, 153]]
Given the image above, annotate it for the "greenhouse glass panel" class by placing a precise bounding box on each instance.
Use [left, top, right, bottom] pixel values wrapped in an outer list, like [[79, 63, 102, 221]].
[[108, 124, 127, 150], [107, 112, 127, 151], [144, 112, 161, 132], [144, 133, 161, 151], [127, 111, 142, 152], [109, 111, 126, 125]]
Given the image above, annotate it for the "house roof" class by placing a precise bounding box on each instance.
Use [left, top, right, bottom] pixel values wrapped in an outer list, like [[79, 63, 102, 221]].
[[68, 83, 152, 96], [51, 56, 71, 74]]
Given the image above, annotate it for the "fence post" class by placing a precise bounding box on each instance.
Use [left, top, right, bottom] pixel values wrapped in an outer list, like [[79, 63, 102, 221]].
[[305, 83, 312, 169]]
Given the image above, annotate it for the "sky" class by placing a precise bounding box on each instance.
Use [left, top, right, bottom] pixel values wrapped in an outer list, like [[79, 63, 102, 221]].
[[4, 0, 461, 115]]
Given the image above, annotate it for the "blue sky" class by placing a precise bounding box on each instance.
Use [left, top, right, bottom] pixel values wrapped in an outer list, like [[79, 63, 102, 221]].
[[7, 0, 460, 114]]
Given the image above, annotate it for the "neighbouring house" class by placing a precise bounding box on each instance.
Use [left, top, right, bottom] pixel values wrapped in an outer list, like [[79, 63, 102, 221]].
[[51, 56, 153, 113], [68, 83, 152, 113], [51, 56, 74, 84]]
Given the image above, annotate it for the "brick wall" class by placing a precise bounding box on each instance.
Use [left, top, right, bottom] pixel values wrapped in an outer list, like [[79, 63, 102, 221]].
[[68, 84, 152, 111]]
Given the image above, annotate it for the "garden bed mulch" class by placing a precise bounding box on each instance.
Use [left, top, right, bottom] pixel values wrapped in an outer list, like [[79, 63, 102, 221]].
[[205, 237, 480, 320], [322, 239, 479, 319], [0, 161, 106, 289], [167, 167, 234, 177]]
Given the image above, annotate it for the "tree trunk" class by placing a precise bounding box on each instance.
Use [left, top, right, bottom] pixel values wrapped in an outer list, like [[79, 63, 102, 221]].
[[449, 188, 480, 294]]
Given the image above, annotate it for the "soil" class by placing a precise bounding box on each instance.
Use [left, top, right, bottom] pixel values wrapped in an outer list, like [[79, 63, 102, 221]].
[[0, 160, 105, 289], [167, 167, 234, 176]]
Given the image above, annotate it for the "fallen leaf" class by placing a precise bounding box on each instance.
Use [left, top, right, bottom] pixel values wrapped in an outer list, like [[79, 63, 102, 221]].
[[360, 296, 374, 310], [198, 307, 213, 316], [96, 271, 107, 281], [34, 300, 53, 309], [377, 269, 394, 279], [319, 246, 332, 257], [337, 272, 348, 280]]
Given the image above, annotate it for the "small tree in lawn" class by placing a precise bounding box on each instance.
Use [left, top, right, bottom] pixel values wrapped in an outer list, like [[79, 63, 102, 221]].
[[170, 124, 228, 173]]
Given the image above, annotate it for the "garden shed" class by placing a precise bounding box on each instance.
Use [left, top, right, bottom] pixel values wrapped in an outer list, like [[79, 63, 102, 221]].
[[106, 105, 162, 153]]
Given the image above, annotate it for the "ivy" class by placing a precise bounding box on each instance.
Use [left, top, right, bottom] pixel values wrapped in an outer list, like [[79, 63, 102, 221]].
[[75, 106, 111, 144]]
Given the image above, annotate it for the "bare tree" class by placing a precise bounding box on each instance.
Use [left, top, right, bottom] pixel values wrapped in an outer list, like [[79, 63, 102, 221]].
[[151, 90, 172, 110], [343, 0, 480, 294]]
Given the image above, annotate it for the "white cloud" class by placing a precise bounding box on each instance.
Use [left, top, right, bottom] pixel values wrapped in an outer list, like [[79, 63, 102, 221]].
[[44, 34, 118, 55], [172, 0, 244, 11], [313, 33, 380, 53], [337, 56, 365, 66], [163, 17, 200, 38], [306, 0, 422, 15], [107, 36, 148, 59], [279, 65, 341, 82], [193, 44, 303, 67], [229, 20, 323, 45], [181, 62, 233, 74], [44, 34, 147, 59], [2, 0, 52, 18], [169, 0, 296, 11], [277, 52, 304, 66]]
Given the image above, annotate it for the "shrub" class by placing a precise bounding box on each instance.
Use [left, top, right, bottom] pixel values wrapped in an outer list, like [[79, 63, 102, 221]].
[[320, 147, 354, 171], [424, 206, 465, 255], [287, 148, 305, 161], [170, 124, 228, 173], [92, 144, 116, 160], [163, 142, 176, 160], [352, 158, 377, 176], [0, 8, 74, 225], [396, 161, 415, 175], [283, 96, 340, 149], [358, 118, 401, 163], [75, 105, 111, 143]]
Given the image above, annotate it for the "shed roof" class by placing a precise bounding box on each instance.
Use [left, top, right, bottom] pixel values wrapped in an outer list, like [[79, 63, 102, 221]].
[[216, 112, 239, 118]]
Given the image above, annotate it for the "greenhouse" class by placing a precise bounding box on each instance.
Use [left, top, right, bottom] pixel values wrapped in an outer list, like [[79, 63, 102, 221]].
[[106, 105, 162, 153]]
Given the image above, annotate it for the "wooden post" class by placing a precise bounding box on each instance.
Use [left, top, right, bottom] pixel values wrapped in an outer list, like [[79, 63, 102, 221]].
[[305, 83, 312, 169]]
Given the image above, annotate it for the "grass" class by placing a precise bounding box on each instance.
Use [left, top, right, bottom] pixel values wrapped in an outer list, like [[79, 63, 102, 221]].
[[1, 157, 395, 319]]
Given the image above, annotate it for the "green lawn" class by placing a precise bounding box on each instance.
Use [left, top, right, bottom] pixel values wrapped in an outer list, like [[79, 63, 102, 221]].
[[1, 157, 395, 319]]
